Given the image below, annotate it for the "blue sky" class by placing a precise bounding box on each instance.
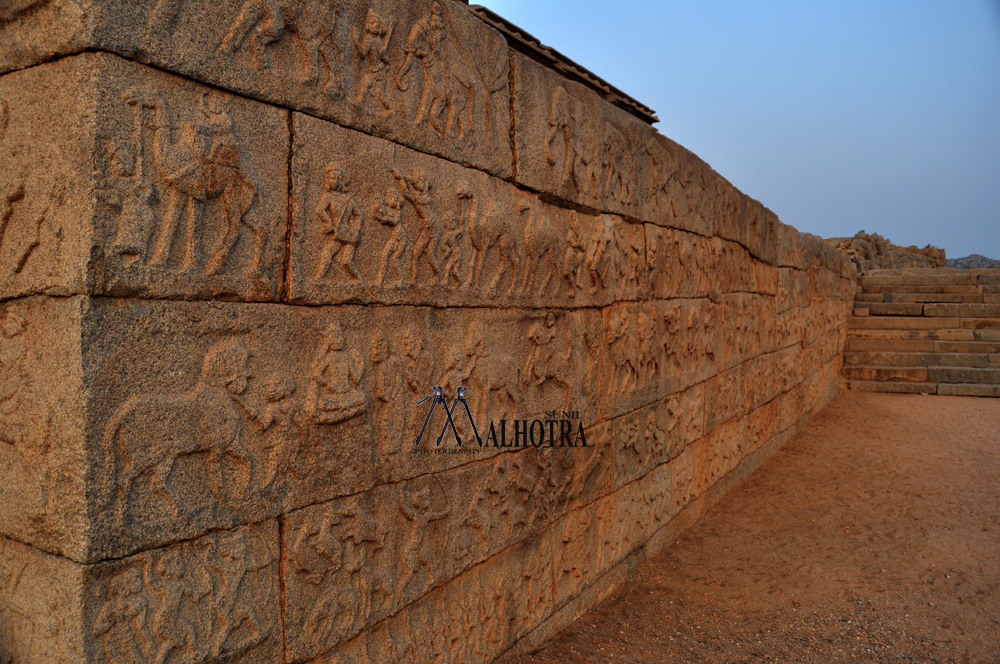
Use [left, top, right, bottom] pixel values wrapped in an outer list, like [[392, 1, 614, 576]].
[[478, 0, 1000, 260]]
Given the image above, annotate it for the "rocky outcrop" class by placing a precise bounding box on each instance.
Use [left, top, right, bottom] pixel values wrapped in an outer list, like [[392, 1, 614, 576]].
[[827, 231, 946, 273]]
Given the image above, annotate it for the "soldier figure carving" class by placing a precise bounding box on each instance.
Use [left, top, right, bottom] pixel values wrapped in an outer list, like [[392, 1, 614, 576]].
[[353, 9, 394, 115], [314, 162, 363, 282], [393, 168, 441, 286]]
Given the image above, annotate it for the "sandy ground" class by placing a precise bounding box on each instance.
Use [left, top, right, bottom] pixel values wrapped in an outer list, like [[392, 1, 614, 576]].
[[510, 391, 1000, 664]]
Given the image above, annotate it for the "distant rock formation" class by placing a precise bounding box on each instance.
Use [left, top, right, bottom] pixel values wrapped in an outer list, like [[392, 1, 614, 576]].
[[946, 254, 1000, 269], [826, 231, 946, 273]]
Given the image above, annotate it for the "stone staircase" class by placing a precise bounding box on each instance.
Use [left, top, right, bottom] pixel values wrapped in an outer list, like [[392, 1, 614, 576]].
[[843, 269, 1000, 397]]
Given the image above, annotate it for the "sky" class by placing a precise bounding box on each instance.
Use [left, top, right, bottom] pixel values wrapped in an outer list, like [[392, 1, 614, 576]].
[[477, 0, 1000, 260]]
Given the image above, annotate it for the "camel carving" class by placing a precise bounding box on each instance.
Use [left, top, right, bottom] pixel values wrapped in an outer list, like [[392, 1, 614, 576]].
[[126, 90, 266, 276], [461, 191, 517, 297], [219, 0, 342, 97]]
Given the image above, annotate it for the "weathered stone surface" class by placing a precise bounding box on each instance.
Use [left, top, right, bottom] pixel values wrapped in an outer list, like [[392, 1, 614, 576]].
[[927, 367, 1000, 385], [848, 380, 937, 394], [1, 520, 282, 663], [0, 52, 289, 302], [924, 303, 1000, 318], [7, 296, 614, 561], [937, 383, 1000, 397], [0, 0, 513, 178], [841, 366, 929, 382], [289, 112, 619, 309], [866, 302, 924, 316], [844, 351, 989, 368]]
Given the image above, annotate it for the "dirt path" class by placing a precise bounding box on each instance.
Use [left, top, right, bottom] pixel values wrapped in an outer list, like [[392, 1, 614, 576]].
[[510, 391, 1000, 664]]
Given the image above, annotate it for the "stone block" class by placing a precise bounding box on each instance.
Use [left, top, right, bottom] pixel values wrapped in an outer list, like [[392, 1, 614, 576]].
[[990, 354, 1000, 369], [609, 391, 700, 491], [855, 292, 884, 303], [845, 338, 935, 353], [853, 307, 870, 317], [288, 111, 624, 309], [933, 340, 1000, 354], [848, 380, 937, 394], [841, 365, 929, 382], [0, 521, 282, 664], [927, 366, 1000, 385], [860, 273, 975, 288], [0, 51, 289, 302], [983, 293, 1000, 304], [0, 0, 513, 178], [866, 302, 924, 316], [924, 303, 1000, 318], [884, 292, 981, 303], [6, 295, 610, 563], [844, 351, 988, 368], [976, 329, 1000, 341], [937, 383, 1000, 397], [848, 316, 958, 330]]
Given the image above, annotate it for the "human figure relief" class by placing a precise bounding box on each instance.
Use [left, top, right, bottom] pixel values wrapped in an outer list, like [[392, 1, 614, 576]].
[[517, 200, 559, 297], [104, 338, 258, 525], [0, 308, 32, 451], [307, 322, 365, 425], [219, 0, 342, 97], [4, 178, 66, 279], [615, 224, 641, 293], [130, 90, 265, 277], [402, 326, 435, 441], [523, 313, 573, 411], [353, 9, 394, 115], [314, 162, 363, 282], [338, 501, 392, 623], [637, 308, 658, 387], [439, 185, 468, 288], [608, 310, 637, 397], [148, 550, 205, 664], [374, 189, 408, 288], [392, 168, 440, 286], [397, 2, 474, 139], [397, 484, 449, 595], [207, 530, 269, 656], [602, 121, 634, 205], [370, 332, 404, 451], [99, 140, 157, 266], [585, 219, 613, 296], [243, 372, 306, 487], [562, 211, 586, 297], [93, 565, 155, 664]]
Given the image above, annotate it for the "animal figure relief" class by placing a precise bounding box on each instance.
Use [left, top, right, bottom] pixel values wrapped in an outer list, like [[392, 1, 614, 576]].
[[219, 0, 342, 97], [397, 2, 474, 140], [103, 338, 258, 526], [314, 162, 363, 282], [523, 313, 573, 410], [462, 194, 516, 297], [353, 9, 394, 115], [465, 320, 518, 424], [518, 201, 559, 297], [308, 322, 365, 425], [124, 89, 266, 277]]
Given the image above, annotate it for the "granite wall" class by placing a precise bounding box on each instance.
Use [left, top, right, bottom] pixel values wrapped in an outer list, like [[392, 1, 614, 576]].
[[0, 2, 854, 662]]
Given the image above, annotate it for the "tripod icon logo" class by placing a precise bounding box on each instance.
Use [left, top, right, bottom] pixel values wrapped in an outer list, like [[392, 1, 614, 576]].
[[414, 386, 483, 447]]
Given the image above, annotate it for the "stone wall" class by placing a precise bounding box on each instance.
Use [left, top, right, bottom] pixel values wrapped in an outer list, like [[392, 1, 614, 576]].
[[0, 2, 854, 662]]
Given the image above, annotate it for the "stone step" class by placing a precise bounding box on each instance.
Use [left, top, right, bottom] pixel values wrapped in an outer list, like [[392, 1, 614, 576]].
[[924, 303, 1000, 318], [844, 352, 991, 368], [848, 380, 938, 394], [934, 341, 1000, 354], [927, 366, 1000, 385], [862, 285, 980, 295], [863, 268, 1000, 277], [865, 302, 924, 316], [884, 293, 982, 303], [848, 317, 1000, 331], [937, 383, 1000, 397], [860, 274, 978, 288], [847, 328, 975, 341], [845, 339, 1000, 354], [842, 366, 929, 382]]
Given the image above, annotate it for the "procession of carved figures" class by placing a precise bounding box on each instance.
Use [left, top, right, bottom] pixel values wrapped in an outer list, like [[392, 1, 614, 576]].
[[90, 526, 277, 664], [306, 163, 652, 302], [97, 89, 267, 279], [143, 0, 507, 142]]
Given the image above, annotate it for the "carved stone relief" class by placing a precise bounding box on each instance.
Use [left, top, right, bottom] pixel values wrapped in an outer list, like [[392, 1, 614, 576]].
[[131, 0, 512, 177], [290, 112, 614, 309], [86, 521, 281, 664]]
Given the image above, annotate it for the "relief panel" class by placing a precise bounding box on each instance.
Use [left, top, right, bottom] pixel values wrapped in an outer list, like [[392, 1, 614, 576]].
[[290, 113, 615, 309], [0, 52, 289, 302], [85, 0, 512, 178]]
